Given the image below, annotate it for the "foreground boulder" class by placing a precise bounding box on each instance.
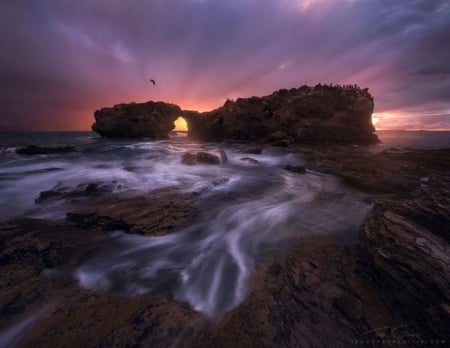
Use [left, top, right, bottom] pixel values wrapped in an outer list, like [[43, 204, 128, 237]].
[[181, 151, 221, 165], [92, 84, 378, 145]]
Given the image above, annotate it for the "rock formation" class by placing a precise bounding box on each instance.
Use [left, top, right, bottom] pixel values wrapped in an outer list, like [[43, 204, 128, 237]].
[[16, 145, 76, 155], [92, 101, 182, 139], [181, 151, 221, 165], [1, 148, 449, 346], [189, 85, 377, 145], [92, 85, 378, 145]]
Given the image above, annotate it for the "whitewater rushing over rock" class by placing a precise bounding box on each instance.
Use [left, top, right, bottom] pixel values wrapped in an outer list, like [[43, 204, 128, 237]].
[[0, 133, 371, 320], [68, 140, 371, 319], [2, 132, 450, 346]]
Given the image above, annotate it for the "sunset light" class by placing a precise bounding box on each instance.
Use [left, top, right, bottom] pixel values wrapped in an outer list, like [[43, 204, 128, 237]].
[[1, 0, 449, 131], [0, 1, 449, 346], [173, 117, 188, 131], [371, 112, 396, 130], [371, 114, 380, 129]]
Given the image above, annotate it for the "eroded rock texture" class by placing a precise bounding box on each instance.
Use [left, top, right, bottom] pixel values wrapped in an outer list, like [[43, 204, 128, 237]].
[[2, 148, 448, 347], [190, 85, 377, 145], [92, 101, 182, 139], [92, 85, 378, 145]]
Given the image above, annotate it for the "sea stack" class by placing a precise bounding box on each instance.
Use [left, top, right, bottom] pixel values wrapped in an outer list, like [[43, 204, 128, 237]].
[[92, 84, 378, 145], [92, 101, 182, 139]]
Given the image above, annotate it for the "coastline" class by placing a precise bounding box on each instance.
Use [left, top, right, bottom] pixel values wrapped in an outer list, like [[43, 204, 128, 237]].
[[0, 137, 449, 346]]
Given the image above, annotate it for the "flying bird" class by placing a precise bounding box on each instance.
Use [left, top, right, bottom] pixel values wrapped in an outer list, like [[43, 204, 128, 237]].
[[149, 79, 156, 86]]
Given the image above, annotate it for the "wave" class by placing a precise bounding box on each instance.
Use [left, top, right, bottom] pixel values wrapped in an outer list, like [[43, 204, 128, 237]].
[[0, 136, 371, 320]]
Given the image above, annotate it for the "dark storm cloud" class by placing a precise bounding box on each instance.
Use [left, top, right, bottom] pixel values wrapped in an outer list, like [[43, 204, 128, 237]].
[[1, 0, 449, 130], [413, 65, 450, 76]]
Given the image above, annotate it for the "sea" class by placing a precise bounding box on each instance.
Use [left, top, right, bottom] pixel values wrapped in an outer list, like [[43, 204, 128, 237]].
[[0, 130, 448, 322], [375, 130, 450, 149]]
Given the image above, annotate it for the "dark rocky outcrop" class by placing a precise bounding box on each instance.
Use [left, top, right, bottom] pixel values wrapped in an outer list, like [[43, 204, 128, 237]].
[[240, 157, 260, 164], [0, 218, 198, 348], [92, 101, 182, 139], [35, 183, 109, 204], [297, 147, 450, 342], [92, 85, 378, 145], [243, 146, 263, 154], [181, 151, 221, 165], [16, 145, 76, 155], [2, 147, 448, 346], [66, 188, 198, 236], [194, 85, 376, 145], [284, 165, 306, 174]]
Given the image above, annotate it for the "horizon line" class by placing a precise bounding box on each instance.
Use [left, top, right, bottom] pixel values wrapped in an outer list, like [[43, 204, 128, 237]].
[[2, 128, 450, 133]]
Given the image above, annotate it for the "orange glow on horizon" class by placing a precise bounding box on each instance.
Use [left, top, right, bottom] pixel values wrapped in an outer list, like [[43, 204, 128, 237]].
[[177, 99, 222, 113], [372, 111, 450, 131], [132, 90, 221, 113], [372, 112, 398, 131]]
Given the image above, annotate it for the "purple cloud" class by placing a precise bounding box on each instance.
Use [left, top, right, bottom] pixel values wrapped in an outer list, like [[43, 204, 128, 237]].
[[1, 0, 449, 130]]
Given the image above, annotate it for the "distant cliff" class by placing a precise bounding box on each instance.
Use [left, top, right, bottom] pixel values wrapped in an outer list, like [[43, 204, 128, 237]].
[[92, 84, 378, 145]]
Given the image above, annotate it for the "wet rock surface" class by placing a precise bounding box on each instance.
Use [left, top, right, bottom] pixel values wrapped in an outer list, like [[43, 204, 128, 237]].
[[16, 145, 76, 155], [35, 183, 109, 204], [240, 157, 260, 164], [181, 151, 221, 165], [1, 147, 449, 347], [299, 147, 450, 339], [243, 146, 263, 154], [69, 189, 198, 236], [0, 219, 199, 348], [284, 165, 306, 174]]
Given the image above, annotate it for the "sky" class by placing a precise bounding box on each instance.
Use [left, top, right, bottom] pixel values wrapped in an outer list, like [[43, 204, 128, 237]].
[[1, 0, 449, 131]]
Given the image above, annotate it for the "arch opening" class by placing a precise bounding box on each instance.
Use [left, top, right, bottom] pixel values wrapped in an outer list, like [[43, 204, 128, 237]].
[[170, 116, 189, 138]]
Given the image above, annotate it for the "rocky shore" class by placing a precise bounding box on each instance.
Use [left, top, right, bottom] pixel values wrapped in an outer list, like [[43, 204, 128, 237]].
[[1, 143, 449, 347]]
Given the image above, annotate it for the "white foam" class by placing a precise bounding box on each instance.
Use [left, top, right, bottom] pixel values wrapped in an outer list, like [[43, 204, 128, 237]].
[[74, 148, 371, 319], [1, 138, 371, 319]]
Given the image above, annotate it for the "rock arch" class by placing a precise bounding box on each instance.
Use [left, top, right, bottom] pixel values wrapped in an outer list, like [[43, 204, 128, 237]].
[[92, 85, 378, 145]]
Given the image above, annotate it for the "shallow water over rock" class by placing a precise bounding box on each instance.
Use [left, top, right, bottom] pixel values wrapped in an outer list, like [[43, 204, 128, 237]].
[[0, 135, 371, 319], [67, 140, 370, 318]]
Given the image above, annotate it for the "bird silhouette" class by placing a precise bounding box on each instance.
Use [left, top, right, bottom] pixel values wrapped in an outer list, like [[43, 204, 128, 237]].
[[149, 79, 156, 86]]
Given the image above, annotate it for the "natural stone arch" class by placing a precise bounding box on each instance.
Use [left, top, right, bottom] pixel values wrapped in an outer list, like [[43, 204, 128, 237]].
[[179, 110, 204, 140], [92, 85, 378, 144]]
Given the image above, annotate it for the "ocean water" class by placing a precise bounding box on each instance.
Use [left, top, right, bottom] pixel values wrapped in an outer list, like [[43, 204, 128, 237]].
[[0, 130, 447, 320], [376, 130, 450, 149]]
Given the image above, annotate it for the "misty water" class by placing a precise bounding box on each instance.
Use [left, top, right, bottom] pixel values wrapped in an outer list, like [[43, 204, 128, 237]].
[[1, 131, 417, 321]]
